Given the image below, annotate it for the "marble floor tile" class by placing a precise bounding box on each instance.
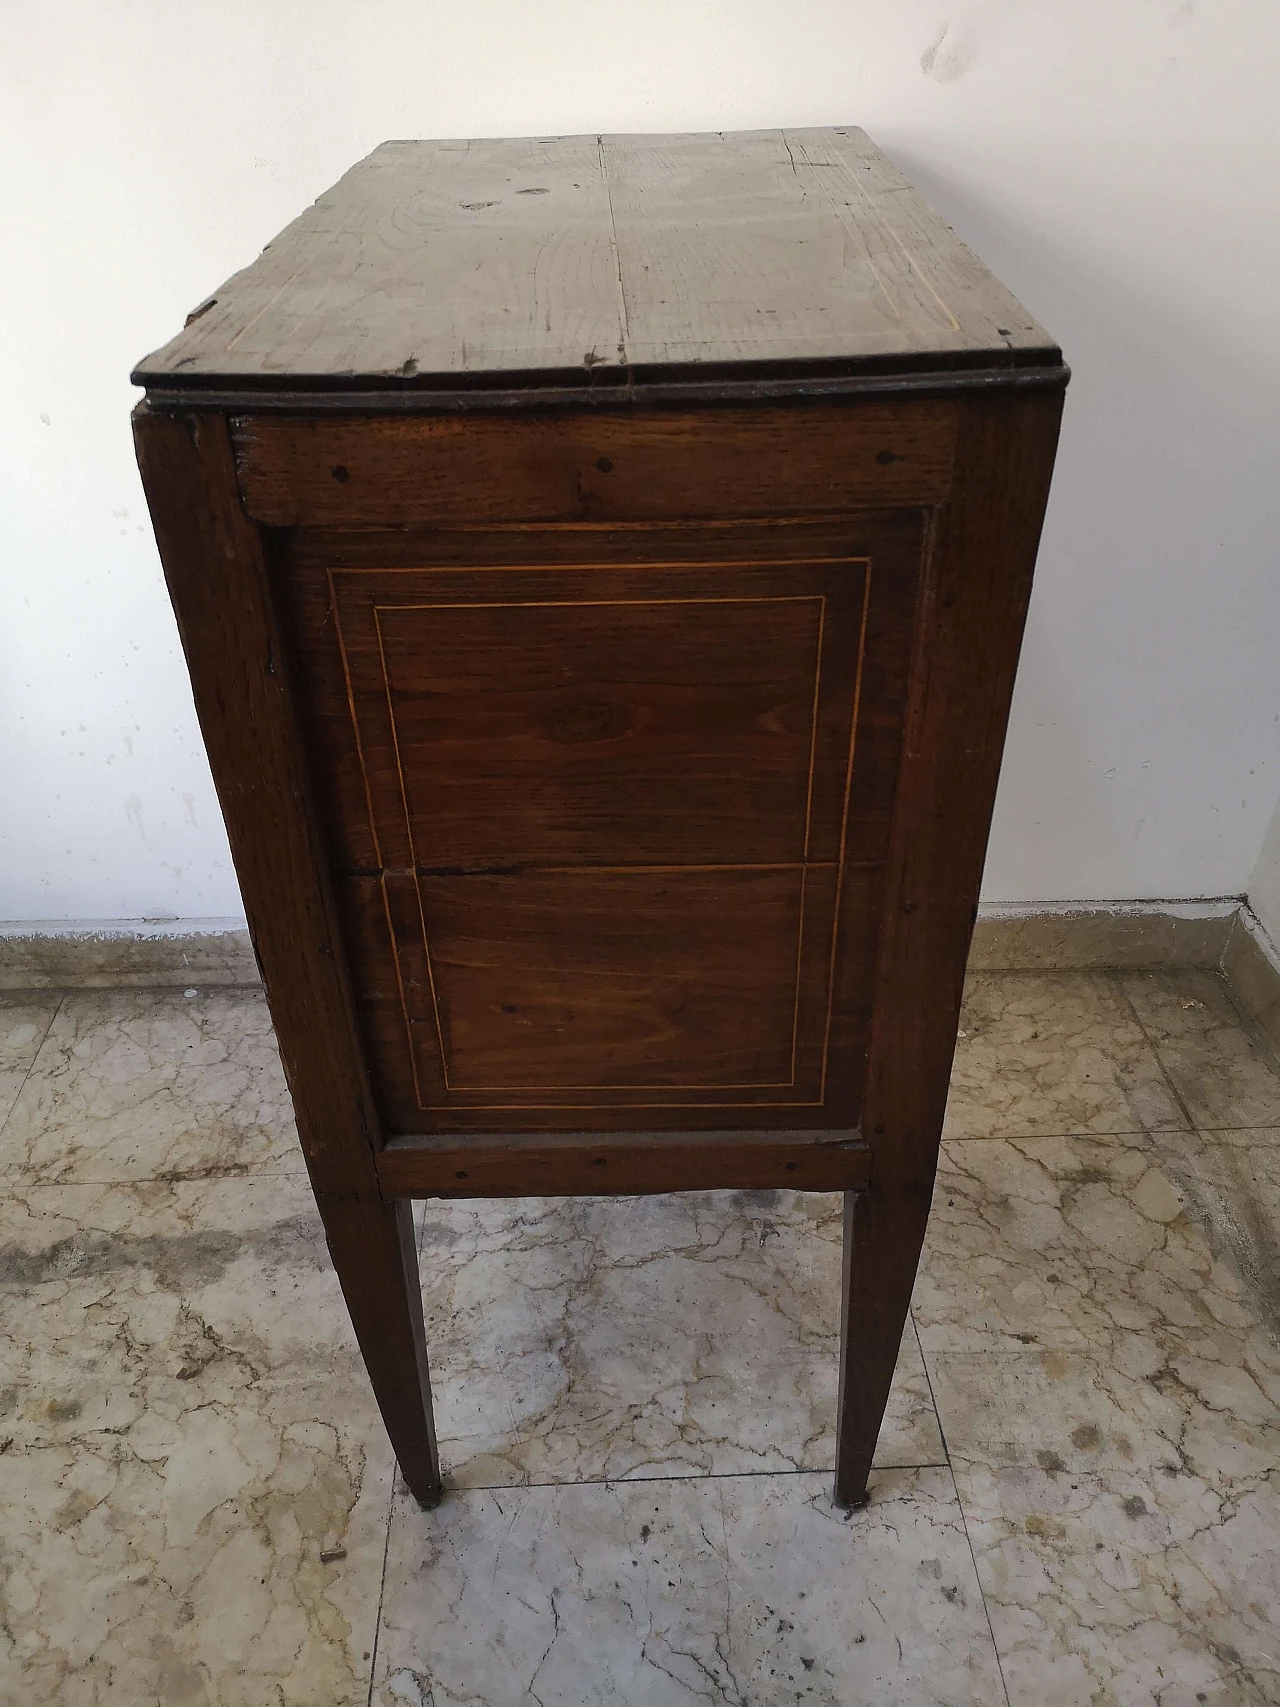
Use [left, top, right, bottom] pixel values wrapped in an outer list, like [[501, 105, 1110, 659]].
[[1121, 969, 1280, 1130], [945, 972, 1186, 1140], [372, 1467, 1005, 1707], [0, 996, 60, 1133], [3, 978, 1277, 1705], [956, 1463, 1280, 1707], [0, 1175, 391, 1706], [1148, 1126, 1280, 1346], [417, 1189, 944, 1489], [915, 1137, 1280, 1483], [0, 987, 302, 1183]]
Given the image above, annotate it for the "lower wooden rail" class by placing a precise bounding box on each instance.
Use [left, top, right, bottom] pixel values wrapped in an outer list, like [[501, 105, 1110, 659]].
[[376, 1128, 871, 1198]]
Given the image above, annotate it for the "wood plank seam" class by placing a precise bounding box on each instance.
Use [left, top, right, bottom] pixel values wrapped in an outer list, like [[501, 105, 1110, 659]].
[[333, 561, 872, 1112]]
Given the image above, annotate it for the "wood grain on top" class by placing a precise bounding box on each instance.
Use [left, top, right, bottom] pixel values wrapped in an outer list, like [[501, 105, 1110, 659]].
[[133, 129, 1058, 396]]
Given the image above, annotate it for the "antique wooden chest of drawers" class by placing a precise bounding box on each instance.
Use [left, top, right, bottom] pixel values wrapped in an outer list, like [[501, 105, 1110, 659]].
[[133, 128, 1066, 1508]]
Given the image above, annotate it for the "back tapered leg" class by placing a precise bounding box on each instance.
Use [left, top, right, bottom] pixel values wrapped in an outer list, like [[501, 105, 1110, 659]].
[[315, 1192, 443, 1508], [834, 1184, 932, 1508]]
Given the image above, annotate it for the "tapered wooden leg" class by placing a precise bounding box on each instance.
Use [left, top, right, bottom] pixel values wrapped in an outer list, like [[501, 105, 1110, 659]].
[[314, 1192, 443, 1508], [834, 1184, 932, 1508]]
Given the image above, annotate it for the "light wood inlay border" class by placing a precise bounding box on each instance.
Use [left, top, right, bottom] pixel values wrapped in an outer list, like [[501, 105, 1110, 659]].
[[329, 556, 872, 1113]]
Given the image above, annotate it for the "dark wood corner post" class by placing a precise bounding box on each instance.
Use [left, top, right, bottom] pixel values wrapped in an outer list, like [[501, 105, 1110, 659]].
[[833, 390, 1064, 1507], [132, 406, 443, 1509]]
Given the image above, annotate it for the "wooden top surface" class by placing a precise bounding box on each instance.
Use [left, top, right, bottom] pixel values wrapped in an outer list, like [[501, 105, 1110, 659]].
[[134, 128, 1061, 405]]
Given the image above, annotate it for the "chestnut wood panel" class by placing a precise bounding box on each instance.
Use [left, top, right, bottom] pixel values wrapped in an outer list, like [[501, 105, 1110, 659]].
[[398, 863, 839, 1094], [231, 403, 956, 527], [350, 863, 878, 1131], [376, 1128, 872, 1198], [405, 868, 814, 1090], [328, 558, 865, 869], [275, 513, 924, 1134], [281, 516, 923, 902]]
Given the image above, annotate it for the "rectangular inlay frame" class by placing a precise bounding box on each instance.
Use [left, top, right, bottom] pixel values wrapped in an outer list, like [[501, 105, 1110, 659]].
[[327, 557, 873, 1115]]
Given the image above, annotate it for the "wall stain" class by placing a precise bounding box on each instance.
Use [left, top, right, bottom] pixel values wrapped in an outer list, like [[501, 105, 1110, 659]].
[[922, 22, 976, 83], [921, 3, 1021, 84]]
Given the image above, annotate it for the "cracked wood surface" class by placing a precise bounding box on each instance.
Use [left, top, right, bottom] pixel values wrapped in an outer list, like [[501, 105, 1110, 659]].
[[132, 128, 1059, 396]]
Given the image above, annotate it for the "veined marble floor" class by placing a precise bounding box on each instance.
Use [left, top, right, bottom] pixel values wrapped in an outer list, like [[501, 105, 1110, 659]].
[[1, 969, 1278, 1706]]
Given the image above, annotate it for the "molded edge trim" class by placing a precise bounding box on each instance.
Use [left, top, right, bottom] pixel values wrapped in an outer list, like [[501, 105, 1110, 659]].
[[135, 362, 1071, 418]]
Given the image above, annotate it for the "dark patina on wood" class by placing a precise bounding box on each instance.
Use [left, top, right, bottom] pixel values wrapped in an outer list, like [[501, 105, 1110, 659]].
[[134, 127, 1066, 1511]]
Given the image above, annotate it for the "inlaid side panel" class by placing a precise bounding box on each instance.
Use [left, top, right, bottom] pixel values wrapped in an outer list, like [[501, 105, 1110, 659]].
[[403, 866, 829, 1091], [367, 592, 828, 866], [330, 564, 861, 869], [279, 516, 927, 1133]]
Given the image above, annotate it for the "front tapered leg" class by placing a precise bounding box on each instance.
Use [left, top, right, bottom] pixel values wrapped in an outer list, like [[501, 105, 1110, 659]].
[[315, 1192, 443, 1508], [834, 1185, 931, 1508]]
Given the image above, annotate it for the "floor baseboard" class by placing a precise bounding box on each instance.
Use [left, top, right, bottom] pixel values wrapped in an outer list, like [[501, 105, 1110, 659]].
[[0, 899, 1252, 991], [7, 900, 1278, 1072], [0, 920, 257, 991], [967, 900, 1238, 972], [1221, 906, 1280, 1059]]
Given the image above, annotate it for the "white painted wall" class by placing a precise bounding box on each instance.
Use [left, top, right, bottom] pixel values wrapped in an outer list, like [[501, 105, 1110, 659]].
[[4, 1, 1278, 922], [1249, 801, 1280, 953]]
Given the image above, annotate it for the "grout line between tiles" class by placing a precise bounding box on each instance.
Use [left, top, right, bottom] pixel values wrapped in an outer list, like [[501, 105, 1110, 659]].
[[1108, 969, 1199, 1135], [945, 1124, 1280, 1143], [912, 1311, 1013, 1707], [365, 1469, 400, 1707], [1173, 1122, 1280, 1135], [909, 1309, 949, 1469], [431, 1460, 953, 1496], [0, 993, 63, 1147], [943, 1126, 1162, 1144], [948, 1459, 1012, 1707]]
